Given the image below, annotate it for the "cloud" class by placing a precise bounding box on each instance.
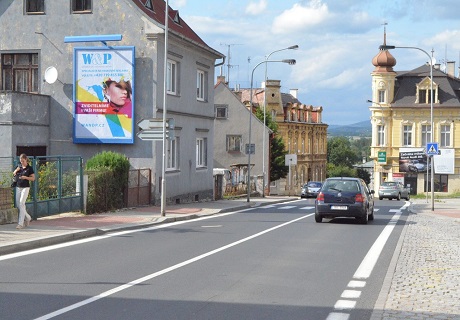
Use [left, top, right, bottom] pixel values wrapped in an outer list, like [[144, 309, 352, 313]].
[[271, 0, 331, 34], [245, 0, 267, 15], [170, 0, 187, 8]]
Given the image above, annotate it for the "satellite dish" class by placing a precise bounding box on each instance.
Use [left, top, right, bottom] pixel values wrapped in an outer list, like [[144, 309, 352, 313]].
[[44, 66, 58, 84]]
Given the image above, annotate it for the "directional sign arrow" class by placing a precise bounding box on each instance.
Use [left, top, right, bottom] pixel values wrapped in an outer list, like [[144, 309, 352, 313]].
[[137, 118, 164, 130], [137, 130, 169, 140]]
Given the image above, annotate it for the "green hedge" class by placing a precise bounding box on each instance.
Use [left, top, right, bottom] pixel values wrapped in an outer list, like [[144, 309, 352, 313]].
[[85, 151, 130, 214]]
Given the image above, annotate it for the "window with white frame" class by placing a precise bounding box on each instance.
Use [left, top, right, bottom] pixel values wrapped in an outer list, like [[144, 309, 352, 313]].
[[25, 0, 44, 13], [196, 138, 207, 167], [403, 124, 413, 146], [167, 60, 177, 94], [72, 0, 92, 12], [378, 90, 385, 103], [440, 124, 451, 147], [167, 137, 179, 170], [215, 105, 228, 119], [421, 124, 432, 147], [377, 124, 385, 146], [226, 135, 242, 152], [197, 70, 206, 101]]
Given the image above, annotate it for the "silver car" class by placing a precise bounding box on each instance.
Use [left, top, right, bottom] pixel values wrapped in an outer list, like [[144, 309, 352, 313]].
[[301, 181, 322, 198], [378, 181, 410, 200]]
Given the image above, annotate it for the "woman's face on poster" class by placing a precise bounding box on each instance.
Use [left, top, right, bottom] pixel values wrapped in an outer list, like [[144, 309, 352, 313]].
[[105, 82, 129, 106]]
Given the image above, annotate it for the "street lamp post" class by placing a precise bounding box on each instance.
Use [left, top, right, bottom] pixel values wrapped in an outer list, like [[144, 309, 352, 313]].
[[247, 59, 296, 202], [379, 44, 435, 211], [262, 45, 298, 198]]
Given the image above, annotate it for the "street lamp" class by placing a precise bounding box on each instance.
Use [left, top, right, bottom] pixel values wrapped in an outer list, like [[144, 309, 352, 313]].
[[247, 59, 296, 202], [262, 45, 298, 197], [379, 44, 435, 211]]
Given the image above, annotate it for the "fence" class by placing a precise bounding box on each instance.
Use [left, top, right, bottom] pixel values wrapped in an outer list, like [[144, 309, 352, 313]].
[[0, 156, 84, 219]]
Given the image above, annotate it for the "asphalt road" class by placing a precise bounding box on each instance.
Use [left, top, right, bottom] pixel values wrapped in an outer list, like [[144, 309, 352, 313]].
[[0, 199, 410, 320]]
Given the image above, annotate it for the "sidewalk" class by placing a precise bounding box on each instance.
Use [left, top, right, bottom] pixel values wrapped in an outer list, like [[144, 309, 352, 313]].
[[372, 198, 460, 319], [0, 196, 296, 256]]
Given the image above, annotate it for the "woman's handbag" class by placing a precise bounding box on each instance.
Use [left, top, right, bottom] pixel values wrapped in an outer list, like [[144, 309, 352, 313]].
[[11, 175, 18, 188]]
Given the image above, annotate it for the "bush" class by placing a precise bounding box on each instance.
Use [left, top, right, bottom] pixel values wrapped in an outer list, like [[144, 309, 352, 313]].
[[85, 151, 130, 214]]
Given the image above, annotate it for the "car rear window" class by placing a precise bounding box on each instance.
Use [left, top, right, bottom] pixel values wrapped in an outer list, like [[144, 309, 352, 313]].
[[382, 182, 396, 186], [324, 180, 359, 192]]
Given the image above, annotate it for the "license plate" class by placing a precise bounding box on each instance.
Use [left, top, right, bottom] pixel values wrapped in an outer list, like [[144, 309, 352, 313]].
[[331, 205, 347, 210]]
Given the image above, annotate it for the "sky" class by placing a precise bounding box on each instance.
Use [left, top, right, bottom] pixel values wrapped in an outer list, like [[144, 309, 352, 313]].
[[169, 0, 460, 125]]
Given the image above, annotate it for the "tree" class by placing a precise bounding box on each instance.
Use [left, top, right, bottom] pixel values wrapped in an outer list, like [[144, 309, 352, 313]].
[[327, 136, 360, 168], [254, 108, 288, 181]]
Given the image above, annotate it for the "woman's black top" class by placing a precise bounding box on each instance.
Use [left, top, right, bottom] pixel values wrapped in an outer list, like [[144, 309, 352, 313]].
[[16, 165, 34, 188]]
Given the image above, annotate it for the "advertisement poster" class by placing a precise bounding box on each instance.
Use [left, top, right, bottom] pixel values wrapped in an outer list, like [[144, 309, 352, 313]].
[[73, 47, 135, 144], [399, 148, 428, 173], [433, 149, 455, 174]]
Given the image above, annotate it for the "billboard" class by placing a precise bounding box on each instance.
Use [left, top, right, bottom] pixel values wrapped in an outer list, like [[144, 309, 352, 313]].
[[399, 148, 428, 173], [73, 46, 135, 144], [433, 149, 455, 174]]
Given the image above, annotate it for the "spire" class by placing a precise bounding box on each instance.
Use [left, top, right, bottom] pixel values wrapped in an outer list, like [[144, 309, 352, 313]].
[[372, 22, 396, 72]]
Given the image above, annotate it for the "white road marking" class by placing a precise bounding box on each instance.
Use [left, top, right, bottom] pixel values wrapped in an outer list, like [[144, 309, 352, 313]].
[[278, 206, 297, 210], [353, 211, 402, 279], [326, 312, 350, 320], [334, 300, 356, 310], [33, 213, 314, 320], [347, 280, 366, 288], [341, 290, 361, 299], [300, 206, 315, 210], [201, 225, 222, 228]]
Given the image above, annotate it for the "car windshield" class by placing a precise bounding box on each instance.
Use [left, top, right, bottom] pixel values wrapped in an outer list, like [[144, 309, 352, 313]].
[[323, 180, 359, 192], [308, 182, 321, 188]]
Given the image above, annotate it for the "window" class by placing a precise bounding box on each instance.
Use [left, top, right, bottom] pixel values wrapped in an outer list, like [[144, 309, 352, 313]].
[[167, 137, 179, 170], [378, 90, 385, 103], [215, 105, 228, 119], [440, 124, 451, 147], [417, 79, 437, 104], [166, 60, 177, 95], [421, 124, 432, 147], [1, 53, 39, 92], [196, 138, 207, 167], [226, 135, 242, 152], [403, 124, 412, 146], [72, 0, 92, 13], [377, 125, 385, 146], [196, 70, 205, 101], [425, 174, 448, 192], [25, 0, 44, 13]]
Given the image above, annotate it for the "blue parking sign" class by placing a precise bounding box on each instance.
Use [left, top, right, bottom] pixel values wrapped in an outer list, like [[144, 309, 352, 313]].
[[426, 142, 439, 155]]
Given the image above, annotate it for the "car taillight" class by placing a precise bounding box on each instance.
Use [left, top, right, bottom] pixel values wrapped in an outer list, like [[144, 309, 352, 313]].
[[355, 193, 364, 202], [317, 192, 324, 201]]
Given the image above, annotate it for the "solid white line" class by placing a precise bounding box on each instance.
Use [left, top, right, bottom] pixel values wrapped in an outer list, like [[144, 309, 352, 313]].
[[33, 213, 314, 320], [353, 211, 402, 279]]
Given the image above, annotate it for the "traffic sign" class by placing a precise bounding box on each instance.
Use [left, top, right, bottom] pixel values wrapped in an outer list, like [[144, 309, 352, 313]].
[[426, 142, 439, 155], [137, 129, 170, 140], [377, 151, 387, 164], [137, 118, 174, 130]]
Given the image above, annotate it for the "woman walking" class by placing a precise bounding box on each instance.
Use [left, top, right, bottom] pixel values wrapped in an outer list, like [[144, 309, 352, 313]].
[[13, 154, 35, 229]]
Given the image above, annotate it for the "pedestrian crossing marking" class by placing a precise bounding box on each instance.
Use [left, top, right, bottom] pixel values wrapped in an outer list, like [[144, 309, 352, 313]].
[[300, 206, 315, 210], [278, 206, 296, 210]]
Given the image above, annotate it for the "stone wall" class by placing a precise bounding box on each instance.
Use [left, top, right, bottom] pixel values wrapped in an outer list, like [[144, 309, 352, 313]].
[[0, 187, 17, 225]]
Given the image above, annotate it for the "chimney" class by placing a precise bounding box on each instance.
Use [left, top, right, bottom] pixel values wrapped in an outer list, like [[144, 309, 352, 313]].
[[290, 89, 298, 99], [447, 61, 455, 77], [434, 63, 441, 70], [216, 75, 226, 85]]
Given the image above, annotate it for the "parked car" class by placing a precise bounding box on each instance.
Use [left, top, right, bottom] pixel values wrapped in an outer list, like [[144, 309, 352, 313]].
[[378, 181, 410, 200], [408, 160, 426, 173], [301, 181, 322, 198], [315, 177, 374, 224]]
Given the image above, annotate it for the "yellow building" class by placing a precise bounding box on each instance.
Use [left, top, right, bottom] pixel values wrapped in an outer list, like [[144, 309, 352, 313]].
[[370, 41, 460, 195], [236, 80, 328, 195]]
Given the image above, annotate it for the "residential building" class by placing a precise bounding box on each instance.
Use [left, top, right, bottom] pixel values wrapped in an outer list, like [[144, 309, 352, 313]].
[[213, 78, 271, 195], [0, 0, 224, 204], [235, 80, 328, 195], [370, 40, 460, 194]]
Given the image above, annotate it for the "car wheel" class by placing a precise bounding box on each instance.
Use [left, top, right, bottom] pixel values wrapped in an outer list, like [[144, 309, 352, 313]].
[[358, 213, 368, 224], [379, 196, 383, 200], [397, 193, 401, 201], [369, 207, 374, 221], [315, 213, 322, 223], [406, 193, 410, 200]]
